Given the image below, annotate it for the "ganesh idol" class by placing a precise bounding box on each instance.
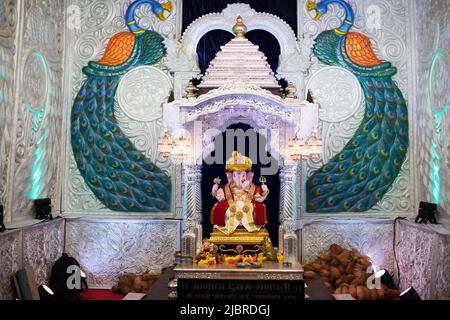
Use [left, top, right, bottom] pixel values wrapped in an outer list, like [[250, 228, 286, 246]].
[[210, 151, 270, 236]]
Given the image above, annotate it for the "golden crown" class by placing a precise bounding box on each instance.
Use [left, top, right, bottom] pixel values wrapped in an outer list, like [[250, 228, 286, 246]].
[[226, 151, 252, 172]]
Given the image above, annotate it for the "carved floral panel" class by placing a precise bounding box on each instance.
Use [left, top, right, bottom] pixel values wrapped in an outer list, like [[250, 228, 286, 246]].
[[433, 233, 450, 299], [22, 219, 65, 287], [0, 230, 21, 300], [10, 0, 65, 222], [0, 220, 64, 300], [396, 221, 450, 300], [414, 0, 450, 219], [0, 0, 18, 223], [301, 220, 395, 273], [65, 219, 180, 288]]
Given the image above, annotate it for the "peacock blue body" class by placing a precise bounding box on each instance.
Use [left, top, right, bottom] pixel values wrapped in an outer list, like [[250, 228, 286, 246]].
[[306, 0, 409, 213], [71, 1, 172, 212]]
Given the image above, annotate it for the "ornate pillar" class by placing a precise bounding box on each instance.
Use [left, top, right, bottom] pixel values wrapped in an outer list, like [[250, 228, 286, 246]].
[[181, 164, 203, 258], [279, 165, 299, 263]]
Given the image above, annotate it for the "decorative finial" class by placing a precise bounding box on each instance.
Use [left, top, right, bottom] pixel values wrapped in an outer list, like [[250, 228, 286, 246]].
[[285, 82, 298, 99], [232, 15, 247, 38], [185, 81, 198, 99]]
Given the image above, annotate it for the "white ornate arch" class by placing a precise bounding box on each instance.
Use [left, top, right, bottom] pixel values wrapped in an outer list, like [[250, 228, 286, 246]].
[[163, 84, 319, 167], [181, 3, 298, 59], [164, 4, 315, 99]]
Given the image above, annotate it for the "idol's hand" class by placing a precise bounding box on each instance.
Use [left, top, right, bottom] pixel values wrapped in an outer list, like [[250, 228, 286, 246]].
[[216, 188, 225, 201], [254, 194, 265, 203], [212, 184, 219, 195], [261, 184, 269, 195]]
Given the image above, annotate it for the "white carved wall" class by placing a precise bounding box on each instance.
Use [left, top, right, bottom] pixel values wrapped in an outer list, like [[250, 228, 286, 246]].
[[58, 1, 428, 289], [0, 0, 18, 222], [300, 220, 395, 273], [414, 0, 450, 223], [0, 219, 64, 300], [0, 0, 68, 300], [0, 0, 449, 300], [0, 0, 65, 224], [396, 220, 450, 300], [58, 0, 184, 287], [299, 219, 398, 296], [61, 0, 418, 218], [65, 218, 180, 288], [13, 0, 65, 222], [0, 230, 20, 300], [62, 0, 181, 216], [300, 219, 450, 300], [301, 0, 416, 216]]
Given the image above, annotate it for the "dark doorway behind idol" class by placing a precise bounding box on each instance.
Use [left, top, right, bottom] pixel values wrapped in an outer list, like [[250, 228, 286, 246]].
[[201, 123, 280, 246]]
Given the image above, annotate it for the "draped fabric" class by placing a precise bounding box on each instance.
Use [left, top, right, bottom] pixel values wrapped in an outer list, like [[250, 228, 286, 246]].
[[183, 0, 296, 74]]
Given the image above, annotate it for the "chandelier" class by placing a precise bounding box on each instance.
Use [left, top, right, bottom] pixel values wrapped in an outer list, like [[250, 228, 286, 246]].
[[306, 127, 323, 160], [287, 137, 307, 161], [157, 130, 174, 159], [288, 127, 323, 161], [157, 129, 192, 162], [171, 134, 191, 162]]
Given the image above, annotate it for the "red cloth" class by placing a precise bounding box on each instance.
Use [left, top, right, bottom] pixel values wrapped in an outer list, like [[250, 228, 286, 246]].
[[252, 202, 267, 225], [211, 201, 229, 226], [211, 201, 267, 226], [79, 289, 125, 300]]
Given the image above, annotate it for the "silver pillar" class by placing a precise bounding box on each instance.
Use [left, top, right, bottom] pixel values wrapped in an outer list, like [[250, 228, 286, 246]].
[[279, 165, 299, 263], [181, 164, 203, 258]]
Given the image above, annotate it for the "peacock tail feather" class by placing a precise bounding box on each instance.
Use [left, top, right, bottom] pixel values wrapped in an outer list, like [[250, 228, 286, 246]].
[[71, 30, 171, 212], [306, 29, 409, 213]]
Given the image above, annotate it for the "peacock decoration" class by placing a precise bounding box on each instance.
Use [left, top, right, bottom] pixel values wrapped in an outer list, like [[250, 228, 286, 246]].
[[71, 0, 173, 212], [306, 0, 409, 212]]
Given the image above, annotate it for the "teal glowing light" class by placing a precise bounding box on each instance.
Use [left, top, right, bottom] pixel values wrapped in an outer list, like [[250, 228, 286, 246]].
[[430, 142, 442, 204], [0, 70, 7, 81], [432, 105, 449, 146], [428, 50, 450, 205], [25, 50, 51, 200]]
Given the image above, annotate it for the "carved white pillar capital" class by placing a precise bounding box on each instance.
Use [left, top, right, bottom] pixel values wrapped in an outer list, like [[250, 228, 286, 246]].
[[183, 164, 202, 183], [279, 165, 298, 182]]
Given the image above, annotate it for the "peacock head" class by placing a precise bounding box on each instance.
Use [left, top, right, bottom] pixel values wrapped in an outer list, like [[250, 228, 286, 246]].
[[306, 0, 355, 66], [306, 0, 355, 35], [152, 1, 173, 21], [125, 0, 173, 35], [306, 0, 329, 21]]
